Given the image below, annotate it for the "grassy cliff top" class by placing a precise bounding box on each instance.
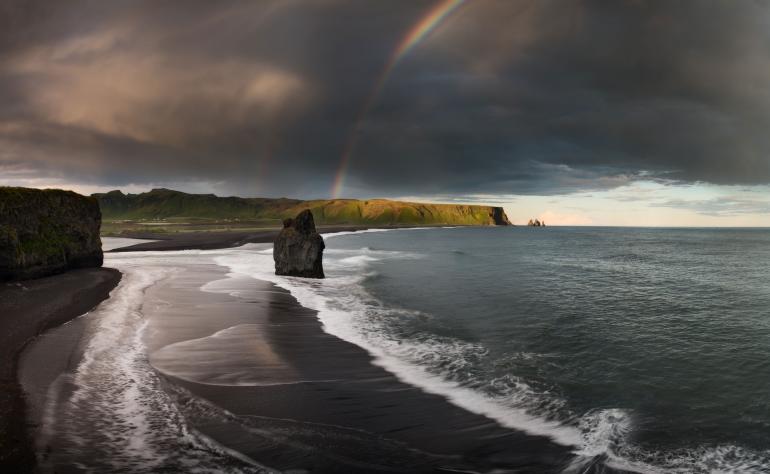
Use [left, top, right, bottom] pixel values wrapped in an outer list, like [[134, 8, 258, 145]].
[[93, 188, 511, 226]]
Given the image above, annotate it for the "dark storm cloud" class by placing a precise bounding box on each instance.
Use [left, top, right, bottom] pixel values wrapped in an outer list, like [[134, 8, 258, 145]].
[[2, 0, 770, 198]]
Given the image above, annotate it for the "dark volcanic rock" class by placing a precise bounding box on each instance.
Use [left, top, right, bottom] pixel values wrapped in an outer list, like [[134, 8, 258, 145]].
[[492, 207, 512, 225], [274, 209, 325, 278], [0, 187, 103, 281]]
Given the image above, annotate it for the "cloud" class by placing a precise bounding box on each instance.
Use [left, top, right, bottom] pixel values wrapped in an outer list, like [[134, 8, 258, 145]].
[[2, 0, 770, 199], [652, 195, 770, 217], [6, 13, 311, 146]]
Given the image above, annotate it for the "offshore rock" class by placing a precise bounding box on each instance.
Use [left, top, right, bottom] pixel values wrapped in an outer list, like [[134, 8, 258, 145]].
[[0, 187, 103, 281], [527, 219, 545, 227], [274, 209, 325, 278]]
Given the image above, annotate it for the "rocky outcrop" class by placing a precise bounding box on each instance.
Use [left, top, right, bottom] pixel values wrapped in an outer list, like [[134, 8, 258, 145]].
[[273, 209, 325, 278], [492, 207, 512, 225], [0, 187, 103, 280], [527, 219, 545, 227]]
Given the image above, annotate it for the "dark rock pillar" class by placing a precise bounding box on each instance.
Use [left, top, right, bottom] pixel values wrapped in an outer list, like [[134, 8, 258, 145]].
[[273, 209, 325, 278]]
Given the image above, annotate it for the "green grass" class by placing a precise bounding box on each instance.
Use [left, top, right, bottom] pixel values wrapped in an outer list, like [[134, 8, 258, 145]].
[[94, 188, 510, 228]]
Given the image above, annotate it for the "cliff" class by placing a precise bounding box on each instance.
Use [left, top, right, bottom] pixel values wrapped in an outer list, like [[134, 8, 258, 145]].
[[93, 188, 512, 226], [294, 199, 511, 226], [0, 187, 103, 280]]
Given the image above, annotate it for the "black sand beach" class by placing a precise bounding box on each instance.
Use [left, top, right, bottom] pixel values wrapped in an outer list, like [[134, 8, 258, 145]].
[[138, 262, 588, 472], [166, 277, 579, 473], [109, 225, 421, 252], [108, 229, 287, 252], [0, 268, 121, 469]]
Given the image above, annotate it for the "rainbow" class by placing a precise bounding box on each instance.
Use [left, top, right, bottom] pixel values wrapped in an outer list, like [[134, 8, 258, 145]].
[[331, 0, 466, 198]]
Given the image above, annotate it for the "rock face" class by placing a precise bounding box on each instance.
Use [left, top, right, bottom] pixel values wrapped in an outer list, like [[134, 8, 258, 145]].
[[492, 207, 512, 225], [0, 187, 104, 281], [273, 209, 325, 278]]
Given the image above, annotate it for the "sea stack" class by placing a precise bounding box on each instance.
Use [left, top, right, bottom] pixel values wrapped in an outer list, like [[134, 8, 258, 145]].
[[274, 209, 325, 278], [527, 219, 545, 227], [0, 187, 104, 280]]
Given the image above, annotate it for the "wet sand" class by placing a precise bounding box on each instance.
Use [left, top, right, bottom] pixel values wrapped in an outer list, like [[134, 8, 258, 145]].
[[141, 266, 580, 473], [0, 268, 121, 470]]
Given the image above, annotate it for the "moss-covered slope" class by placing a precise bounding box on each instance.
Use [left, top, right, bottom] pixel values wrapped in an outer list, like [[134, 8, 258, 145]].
[[0, 187, 103, 280], [94, 189, 511, 226]]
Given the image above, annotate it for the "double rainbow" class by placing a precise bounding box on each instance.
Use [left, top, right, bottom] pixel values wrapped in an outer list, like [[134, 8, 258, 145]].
[[330, 0, 466, 198]]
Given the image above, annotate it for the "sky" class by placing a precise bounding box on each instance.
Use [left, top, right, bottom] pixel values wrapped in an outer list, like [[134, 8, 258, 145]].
[[3, 0, 770, 225]]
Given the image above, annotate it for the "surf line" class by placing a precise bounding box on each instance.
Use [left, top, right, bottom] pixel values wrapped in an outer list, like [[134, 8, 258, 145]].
[[331, 0, 466, 199]]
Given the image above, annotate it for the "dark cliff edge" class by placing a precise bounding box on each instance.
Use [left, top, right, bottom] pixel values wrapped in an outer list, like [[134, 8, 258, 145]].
[[492, 207, 512, 226], [0, 187, 104, 281]]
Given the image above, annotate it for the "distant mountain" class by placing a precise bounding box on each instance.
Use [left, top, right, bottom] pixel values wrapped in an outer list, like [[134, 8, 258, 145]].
[[93, 189, 511, 226]]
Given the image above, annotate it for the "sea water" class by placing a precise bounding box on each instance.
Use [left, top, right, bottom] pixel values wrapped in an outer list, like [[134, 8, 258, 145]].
[[224, 226, 770, 472]]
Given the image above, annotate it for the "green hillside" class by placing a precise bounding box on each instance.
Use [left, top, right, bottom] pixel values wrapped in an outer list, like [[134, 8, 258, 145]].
[[93, 189, 511, 226]]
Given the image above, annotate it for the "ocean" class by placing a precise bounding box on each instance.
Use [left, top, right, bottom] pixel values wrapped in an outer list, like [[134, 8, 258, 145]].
[[20, 227, 770, 472], [253, 226, 770, 472]]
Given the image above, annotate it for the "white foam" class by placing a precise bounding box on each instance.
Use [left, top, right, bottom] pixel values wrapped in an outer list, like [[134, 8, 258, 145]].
[[592, 442, 770, 474], [42, 251, 269, 472], [578, 408, 633, 457]]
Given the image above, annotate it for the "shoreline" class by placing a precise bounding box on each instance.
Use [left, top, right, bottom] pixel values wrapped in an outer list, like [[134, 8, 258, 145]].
[[107, 224, 481, 252], [0, 268, 121, 470], [14, 231, 620, 472], [166, 273, 579, 472], [17, 243, 585, 472]]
